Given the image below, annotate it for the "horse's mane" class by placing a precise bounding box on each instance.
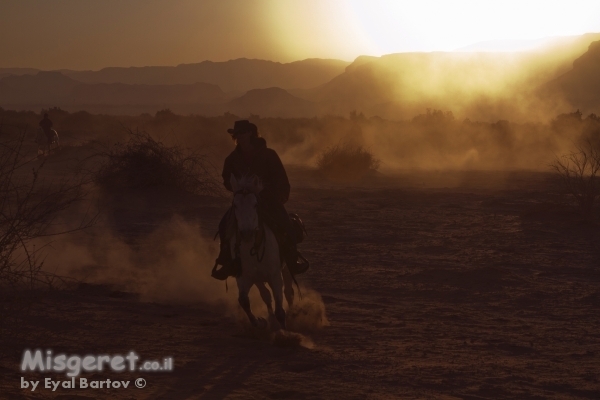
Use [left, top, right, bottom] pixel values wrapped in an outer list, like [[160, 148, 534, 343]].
[[226, 174, 263, 239], [235, 174, 263, 193]]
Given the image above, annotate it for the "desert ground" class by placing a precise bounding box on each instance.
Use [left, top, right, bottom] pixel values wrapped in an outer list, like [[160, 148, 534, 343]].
[[1, 137, 599, 400]]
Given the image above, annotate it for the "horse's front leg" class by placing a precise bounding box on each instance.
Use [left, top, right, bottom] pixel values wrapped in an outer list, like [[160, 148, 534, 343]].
[[236, 278, 258, 327], [268, 274, 286, 330], [255, 281, 273, 315]]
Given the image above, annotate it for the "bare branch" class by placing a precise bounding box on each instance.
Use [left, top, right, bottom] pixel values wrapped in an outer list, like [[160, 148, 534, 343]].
[[0, 127, 95, 289], [550, 140, 600, 220]]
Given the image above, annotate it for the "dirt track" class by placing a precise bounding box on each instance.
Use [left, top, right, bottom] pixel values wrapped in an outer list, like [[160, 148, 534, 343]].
[[1, 169, 600, 399]]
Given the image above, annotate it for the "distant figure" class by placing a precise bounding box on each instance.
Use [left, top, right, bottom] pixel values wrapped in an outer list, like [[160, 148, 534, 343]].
[[39, 113, 54, 145], [36, 113, 59, 156]]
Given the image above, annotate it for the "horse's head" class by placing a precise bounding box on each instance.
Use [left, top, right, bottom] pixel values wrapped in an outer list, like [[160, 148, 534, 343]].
[[231, 174, 263, 242]]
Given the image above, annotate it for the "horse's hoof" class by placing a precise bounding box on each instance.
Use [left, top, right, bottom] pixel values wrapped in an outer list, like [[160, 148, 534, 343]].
[[256, 317, 268, 329], [275, 309, 286, 331]]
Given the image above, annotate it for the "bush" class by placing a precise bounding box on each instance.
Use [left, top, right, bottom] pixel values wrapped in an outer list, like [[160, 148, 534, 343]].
[[94, 131, 222, 196], [550, 140, 600, 221], [316, 143, 380, 182]]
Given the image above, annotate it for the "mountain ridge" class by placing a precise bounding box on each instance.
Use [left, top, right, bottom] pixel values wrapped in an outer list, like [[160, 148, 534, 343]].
[[2, 33, 600, 119], [60, 58, 350, 93], [540, 40, 600, 113]]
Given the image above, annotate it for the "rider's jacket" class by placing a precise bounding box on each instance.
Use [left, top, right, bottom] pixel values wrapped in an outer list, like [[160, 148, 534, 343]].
[[39, 118, 53, 132], [222, 137, 290, 205]]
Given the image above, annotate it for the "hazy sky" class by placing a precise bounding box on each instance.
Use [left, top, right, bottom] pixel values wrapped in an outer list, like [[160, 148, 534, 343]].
[[1, 0, 600, 70]]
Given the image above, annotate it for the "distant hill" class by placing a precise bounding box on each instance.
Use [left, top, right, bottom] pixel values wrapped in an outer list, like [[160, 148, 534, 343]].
[[225, 87, 316, 118], [540, 40, 600, 113], [0, 69, 323, 117], [0, 68, 41, 80], [0, 71, 78, 104], [73, 82, 225, 106], [0, 71, 225, 113], [455, 33, 600, 53], [60, 58, 350, 93], [3, 34, 600, 119]]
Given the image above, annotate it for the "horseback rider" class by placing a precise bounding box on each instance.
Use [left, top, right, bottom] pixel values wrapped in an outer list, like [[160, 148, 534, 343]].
[[211, 120, 309, 280], [39, 113, 54, 145]]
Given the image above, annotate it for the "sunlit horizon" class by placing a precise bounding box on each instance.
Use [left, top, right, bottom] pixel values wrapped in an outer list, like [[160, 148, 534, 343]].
[[1, 0, 600, 69]]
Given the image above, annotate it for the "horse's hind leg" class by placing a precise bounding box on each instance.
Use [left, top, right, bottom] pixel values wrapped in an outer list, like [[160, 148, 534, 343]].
[[283, 267, 294, 308], [256, 281, 273, 315]]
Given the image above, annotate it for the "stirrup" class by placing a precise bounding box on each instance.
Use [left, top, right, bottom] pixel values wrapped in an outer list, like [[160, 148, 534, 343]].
[[287, 252, 309, 275]]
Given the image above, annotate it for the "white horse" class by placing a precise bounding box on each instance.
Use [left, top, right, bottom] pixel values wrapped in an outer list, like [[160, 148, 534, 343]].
[[35, 128, 59, 156], [228, 174, 293, 330]]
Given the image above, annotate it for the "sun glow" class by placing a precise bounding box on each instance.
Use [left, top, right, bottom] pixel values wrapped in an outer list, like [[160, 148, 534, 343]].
[[268, 0, 600, 60], [346, 0, 600, 54], [264, 1, 371, 61], [1, 0, 600, 69]]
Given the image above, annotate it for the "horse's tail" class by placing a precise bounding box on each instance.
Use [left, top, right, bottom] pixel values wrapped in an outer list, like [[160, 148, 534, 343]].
[[51, 129, 59, 146], [290, 269, 302, 300]]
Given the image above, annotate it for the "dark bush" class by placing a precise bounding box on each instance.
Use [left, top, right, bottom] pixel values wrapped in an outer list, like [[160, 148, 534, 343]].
[[316, 143, 380, 182], [94, 131, 221, 196]]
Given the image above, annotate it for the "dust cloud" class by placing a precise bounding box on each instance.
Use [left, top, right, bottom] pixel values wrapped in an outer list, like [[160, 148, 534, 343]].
[[37, 215, 328, 331], [37, 217, 234, 309], [287, 289, 329, 332], [263, 110, 599, 172], [259, 37, 600, 172], [305, 35, 600, 123]]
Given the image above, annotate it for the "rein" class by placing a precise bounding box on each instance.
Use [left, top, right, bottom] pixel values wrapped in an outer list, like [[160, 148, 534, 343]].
[[234, 188, 253, 196]]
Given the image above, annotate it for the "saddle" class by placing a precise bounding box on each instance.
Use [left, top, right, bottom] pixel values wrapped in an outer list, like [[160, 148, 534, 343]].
[[218, 209, 309, 276]]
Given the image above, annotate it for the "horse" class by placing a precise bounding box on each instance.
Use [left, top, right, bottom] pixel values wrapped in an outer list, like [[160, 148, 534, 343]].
[[35, 127, 59, 156], [228, 173, 294, 330]]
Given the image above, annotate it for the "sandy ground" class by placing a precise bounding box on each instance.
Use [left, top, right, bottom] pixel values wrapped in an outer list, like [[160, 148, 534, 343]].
[[1, 163, 600, 399]]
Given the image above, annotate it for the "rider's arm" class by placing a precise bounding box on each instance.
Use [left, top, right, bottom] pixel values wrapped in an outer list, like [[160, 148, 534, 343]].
[[266, 149, 290, 204]]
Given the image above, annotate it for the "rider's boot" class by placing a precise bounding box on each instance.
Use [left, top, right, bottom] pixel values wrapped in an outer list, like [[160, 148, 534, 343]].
[[284, 242, 309, 275], [211, 242, 241, 280]]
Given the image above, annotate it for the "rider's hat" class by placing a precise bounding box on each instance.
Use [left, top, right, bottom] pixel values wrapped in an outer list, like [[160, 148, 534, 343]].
[[227, 120, 257, 136]]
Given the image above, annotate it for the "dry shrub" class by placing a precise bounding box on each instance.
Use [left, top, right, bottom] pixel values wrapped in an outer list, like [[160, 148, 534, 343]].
[[95, 131, 221, 196], [316, 143, 380, 182], [550, 140, 600, 221], [0, 127, 92, 288]]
